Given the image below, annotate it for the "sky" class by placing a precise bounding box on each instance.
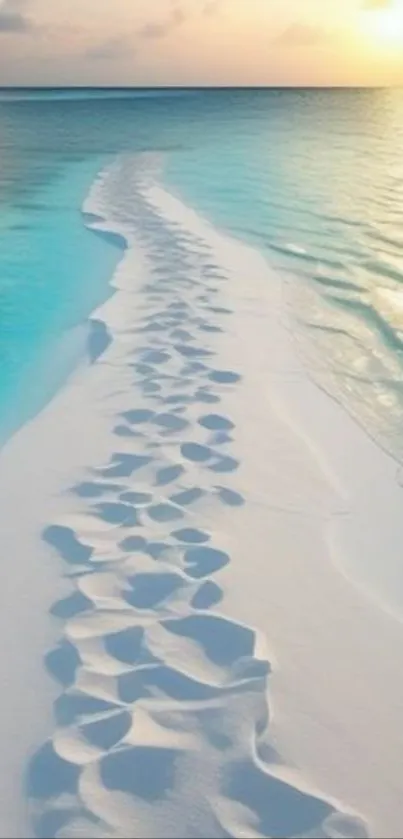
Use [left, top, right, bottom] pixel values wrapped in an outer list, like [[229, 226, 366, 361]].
[[0, 0, 403, 87]]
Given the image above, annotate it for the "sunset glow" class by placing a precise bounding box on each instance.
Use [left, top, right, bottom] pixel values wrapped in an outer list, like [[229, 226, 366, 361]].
[[359, 0, 403, 48], [0, 0, 403, 86]]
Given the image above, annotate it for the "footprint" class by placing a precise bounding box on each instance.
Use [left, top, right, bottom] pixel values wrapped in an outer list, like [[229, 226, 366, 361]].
[[181, 443, 214, 463], [50, 591, 91, 620], [162, 614, 255, 667], [94, 502, 140, 527], [152, 413, 189, 433], [184, 546, 230, 579], [162, 394, 192, 406], [44, 526, 92, 565], [170, 488, 204, 507], [210, 431, 233, 446], [191, 581, 223, 610], [209, 456, 239, 474], [208, 370, 241, 385], [125, 572, 185, 608], [141, 350, 171, 365], [215, 487, 245, 507], [147, 503, 184, 523], [113, 424, 143, 438], [100, 453, 153, 479], [122, 409, 155, 425], [199, 414, 235, 432], [26, 741, 79, 801], [72, 481, 123, 499], [105, 626, 145, 665], [175, 344, 212, 359], [223, 759, 340, 839], [208, 306, 232, 315], [120, 491, 152, 506], [100, 746, 178, 800], [195, 389, 220, 405], [120, 535, 148, 552], [142, 381, 162, 395], [82, 711, 132, 752], [45, 640, 80, 687], [155, 464, 185, 486], [171, 528, 210, 544], [55, 693, 119, 727], [199, 324, 223, 334], [146, 541, 172, 560]]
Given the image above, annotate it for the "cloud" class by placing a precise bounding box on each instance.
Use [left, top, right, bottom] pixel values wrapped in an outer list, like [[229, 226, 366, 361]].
[[0, 0, 32, 33], [84, 0, 223, 63], [362, 0, 390, 7], [203, 0, 222, 16], [138, 5, 186, 40], [275, 21, 335, 46], [86, 36, 135, 62]]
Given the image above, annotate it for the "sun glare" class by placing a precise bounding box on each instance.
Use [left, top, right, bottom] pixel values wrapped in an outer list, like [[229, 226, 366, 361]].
[[360, 0, 403, 48]]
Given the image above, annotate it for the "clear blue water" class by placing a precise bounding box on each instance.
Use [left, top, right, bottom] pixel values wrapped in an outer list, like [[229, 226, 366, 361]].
[[1, 88, 403, 457]]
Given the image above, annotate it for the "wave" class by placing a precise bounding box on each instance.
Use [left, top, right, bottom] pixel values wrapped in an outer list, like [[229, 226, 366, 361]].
[[25, 156, 369, 839]]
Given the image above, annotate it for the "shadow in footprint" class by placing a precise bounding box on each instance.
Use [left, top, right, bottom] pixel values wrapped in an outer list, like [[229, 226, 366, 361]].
[[122, 409, 155, 425], [225, 760, 339, 838], [195, 389, 221, 405], [45, 640, 81, 687], [33, 807, 87, 839], [184, 546, 230, 579], [175, 344, 212, 359], [208, 370, 241, 385], [26, 741, 79, 801], [50, 590, 91, 620], [209, 456, 239, 474], [152, 413, 189, 433], [120, 535, 148, 552], [147, 503, 184, 523], [147, 541, 172, 560], [88, 318, 111, 364], [216, 487, 245, 507], [192, 581, 223, 610], [199, 415, 235, 432], [126, 573, 185, 609], [82, 711, 132, 751], [114, 424, 143, 439], [43, 526, 92, 565], [72, 481, 122, 499], [100, 453, 152, 479], [155, 464, 184, 486], [170, 488, 204, 507], [163, 614, 254, 667], [181, 443, 214, 464], [120, 491, 152, 506], [172, 528, 210, 544], [104, 626, 145, 665], [121, 665, 221, 703], [94, 502, 140, 527], [55, 693, 119, 727], [141, 350, 171, 365], [100, 746, 178, 801]]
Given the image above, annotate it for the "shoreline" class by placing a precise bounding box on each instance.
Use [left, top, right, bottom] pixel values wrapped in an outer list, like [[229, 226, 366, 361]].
[[0, 155, 402, 836]]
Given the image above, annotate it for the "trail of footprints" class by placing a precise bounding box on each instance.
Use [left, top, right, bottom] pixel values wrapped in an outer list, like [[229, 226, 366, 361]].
[[28, 164, 369, 839]]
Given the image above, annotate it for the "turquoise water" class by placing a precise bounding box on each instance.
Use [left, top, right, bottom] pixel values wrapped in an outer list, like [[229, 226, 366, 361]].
[[2, 88, 403, 457]]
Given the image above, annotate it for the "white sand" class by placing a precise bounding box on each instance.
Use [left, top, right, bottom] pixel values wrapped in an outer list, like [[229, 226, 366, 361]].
[[0, 155, 402, 837]]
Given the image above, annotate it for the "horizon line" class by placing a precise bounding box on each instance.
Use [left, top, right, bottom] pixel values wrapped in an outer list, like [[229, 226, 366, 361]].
[[0, 84, 399, 91]]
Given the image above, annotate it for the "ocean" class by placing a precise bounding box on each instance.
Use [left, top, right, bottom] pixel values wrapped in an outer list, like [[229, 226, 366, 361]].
[[1, 88, 403, 456]]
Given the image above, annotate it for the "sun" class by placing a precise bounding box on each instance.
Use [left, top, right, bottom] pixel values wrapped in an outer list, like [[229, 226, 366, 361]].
[[360, 0, 403, 48]]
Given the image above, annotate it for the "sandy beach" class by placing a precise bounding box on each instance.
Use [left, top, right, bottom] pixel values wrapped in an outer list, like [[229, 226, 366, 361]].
[[1, 155, 403, 837]]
